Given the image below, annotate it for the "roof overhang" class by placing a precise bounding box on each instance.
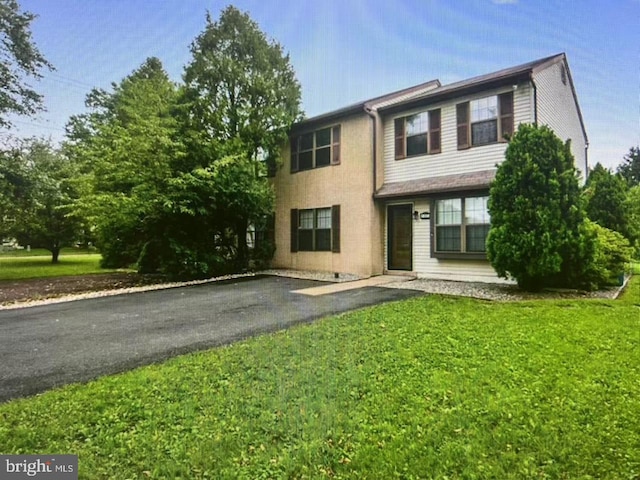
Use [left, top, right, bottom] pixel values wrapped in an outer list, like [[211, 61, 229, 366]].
[[374, 169, 496, 199], [378, 72, 531, 116]]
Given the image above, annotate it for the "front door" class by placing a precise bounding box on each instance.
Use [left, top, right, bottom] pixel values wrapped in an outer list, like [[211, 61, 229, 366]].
[[387, 204, 412, 271]]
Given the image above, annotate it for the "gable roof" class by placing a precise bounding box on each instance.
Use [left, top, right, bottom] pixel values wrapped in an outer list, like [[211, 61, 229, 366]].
[[291, 79, 440, 133], [292, 53, 587, 144], [377, 53, 564, 114]]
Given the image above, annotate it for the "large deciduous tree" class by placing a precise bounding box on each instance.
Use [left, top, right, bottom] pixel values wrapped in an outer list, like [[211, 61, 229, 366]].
[[181, 5, 301, 268], [12, 139, 83, 262], [1, 138, 83, 262], [0, 0, 53, 127], [487, 124, 591, 291], [67, 8, 301, 278], [66, 57, 181, 269]]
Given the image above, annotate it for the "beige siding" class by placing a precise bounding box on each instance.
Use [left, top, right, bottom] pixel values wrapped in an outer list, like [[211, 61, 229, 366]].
[[272, 113, 383, 278], [534, 61, 588, 181], [382, 83, 533, 183]]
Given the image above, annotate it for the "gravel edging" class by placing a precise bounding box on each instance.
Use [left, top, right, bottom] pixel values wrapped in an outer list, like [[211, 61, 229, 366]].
[[0, 273, 257, 311], [0, 269, 354, 311], [380, 278, 627, 301], [1, 269, 629, 310]]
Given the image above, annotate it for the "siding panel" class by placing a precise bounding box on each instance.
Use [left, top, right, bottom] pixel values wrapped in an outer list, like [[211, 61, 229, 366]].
[[534, 62, 588, 181], [383, 84, 533, 183], [411, 199, 505, 283]]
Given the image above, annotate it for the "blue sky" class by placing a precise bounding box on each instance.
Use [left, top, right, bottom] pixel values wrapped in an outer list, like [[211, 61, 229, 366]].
[[7, 0, 640, 170]]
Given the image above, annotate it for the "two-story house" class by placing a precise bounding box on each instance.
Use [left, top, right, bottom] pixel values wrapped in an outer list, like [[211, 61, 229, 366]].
[[271, 53, 588, 283]]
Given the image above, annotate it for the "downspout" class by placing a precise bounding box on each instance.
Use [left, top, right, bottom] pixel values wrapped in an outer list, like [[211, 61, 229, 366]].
[[364, 105, 377, 196], [364, 104, 381, 276], [530, 72, 538, 125], [584, 141, 590, 181]]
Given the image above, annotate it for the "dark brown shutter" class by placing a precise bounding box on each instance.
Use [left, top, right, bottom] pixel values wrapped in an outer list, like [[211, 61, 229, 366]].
[[331, 125, 341, 165], [290, 137, 299, 173], [394, 118, 405, 160], [290, 209, 298, 253], [499, 91, 514, 141], [428, 109, 441, 154], [331, 205, 340, 253], [456, 102, 470, 149]]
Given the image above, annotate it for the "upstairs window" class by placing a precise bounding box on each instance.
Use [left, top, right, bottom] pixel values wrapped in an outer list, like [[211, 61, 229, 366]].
[[394, 108, 441, 159], [291, 126, 341, 173], [471, 96, 498, 145], [433, 195, 490, 258], [457, 91, 513, 149]]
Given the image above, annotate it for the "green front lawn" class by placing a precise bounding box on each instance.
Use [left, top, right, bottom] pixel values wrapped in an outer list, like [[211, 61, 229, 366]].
[[0, 247, 98, 257], [0, 279, 638, 479], [0, 254, 123, 281]]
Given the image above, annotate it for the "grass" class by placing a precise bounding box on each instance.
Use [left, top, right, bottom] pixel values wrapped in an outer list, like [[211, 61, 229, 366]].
[[0, 247, 98, 257], [0, 254, 124, 281], [0, 278, 638, 479]]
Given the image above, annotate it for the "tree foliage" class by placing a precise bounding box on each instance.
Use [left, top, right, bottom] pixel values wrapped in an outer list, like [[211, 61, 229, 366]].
[[616, 146, 640, 187], [0, 0, 53, 127], [580, 220, 633, 287], [584, 162, 632, 242], [66, 57, 181, 268], [67, 6, 301, 279], [487, 124, 591, 291], [626, 185, 640, 258], [0, 141, 31, 237], [1, 138, 83, 262], [182, 5, 302, 167]]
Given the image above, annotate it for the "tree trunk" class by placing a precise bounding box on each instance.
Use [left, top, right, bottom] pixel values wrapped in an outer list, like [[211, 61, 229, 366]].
[[51, 246, 60, 264]]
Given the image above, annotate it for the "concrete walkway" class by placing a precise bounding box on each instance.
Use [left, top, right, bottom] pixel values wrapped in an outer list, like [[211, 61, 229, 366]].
[[292, 275, 413, 296]]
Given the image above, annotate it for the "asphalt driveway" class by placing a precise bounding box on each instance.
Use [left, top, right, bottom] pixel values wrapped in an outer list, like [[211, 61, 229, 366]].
[[0, 275, 421, 402]]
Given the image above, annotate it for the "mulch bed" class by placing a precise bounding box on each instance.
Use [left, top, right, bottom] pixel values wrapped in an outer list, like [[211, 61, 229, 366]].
[[0, 273, 169, 305]]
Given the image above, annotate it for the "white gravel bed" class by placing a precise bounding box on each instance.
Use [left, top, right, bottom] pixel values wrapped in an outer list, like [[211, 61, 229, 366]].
[[380, 278, 627, 301]]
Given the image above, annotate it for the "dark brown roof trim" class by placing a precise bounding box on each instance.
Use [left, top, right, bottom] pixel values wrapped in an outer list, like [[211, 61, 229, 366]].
[[374, 169, 496, 199], [379, 53, 565, 115], [290, 79, 440, 133]]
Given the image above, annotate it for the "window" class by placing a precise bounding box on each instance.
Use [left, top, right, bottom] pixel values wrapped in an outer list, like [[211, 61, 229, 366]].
[[291, 125, 341, 172], [394, 108, 441, 159], [457, 92, 513, 149], [433, 195, 490, 257], [471, 96, 498, 145], [290, 206, 340, 252]]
